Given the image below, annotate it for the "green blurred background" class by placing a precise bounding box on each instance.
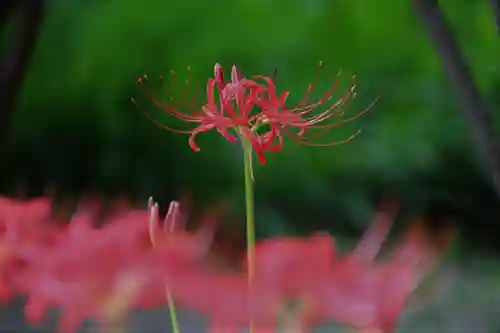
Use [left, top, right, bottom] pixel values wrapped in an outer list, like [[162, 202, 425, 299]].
[[2, 0, 500, 332], [4, 0, 500, 245]]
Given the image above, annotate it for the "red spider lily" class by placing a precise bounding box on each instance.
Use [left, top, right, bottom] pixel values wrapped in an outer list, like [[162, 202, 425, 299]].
[[12, 207, 153, 333], [161, 233, 337, 333], [250, 62, 377, 150], [242, 232, 336, 296], [352, 198, 399, 262], [131, 198, 223, 309], [0, 195, 453, 333], [134, 62, 372, 165], [17, 236, 159, 333], [0, 197, 62, 300], [134, 64, 271, 163], [298, 219, 453, 333], [252, 199, 398, 331], [146, 198, 219, 266], [11, 198, 220, 333], [163, 268, 282, 333], [0, 196, 53, 237], [142, 200, 282, 332]]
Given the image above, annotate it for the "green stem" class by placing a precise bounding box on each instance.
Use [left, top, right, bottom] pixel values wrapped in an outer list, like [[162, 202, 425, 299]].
[[166, 288, 181, 333], [242, 135, 256, 333]]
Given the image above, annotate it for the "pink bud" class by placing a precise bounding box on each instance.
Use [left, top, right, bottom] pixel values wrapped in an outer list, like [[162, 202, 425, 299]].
[[231, 65, 239, 83], [164, 200, 181, 232], [214, 63, 225, 89]]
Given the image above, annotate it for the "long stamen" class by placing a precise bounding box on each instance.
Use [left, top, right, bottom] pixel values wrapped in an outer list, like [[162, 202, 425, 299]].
[[154, 75, 197, 118], [131, 97, 193, 134], [271, 68, 278, 83], [278, 95, 375, 146], [304, 97, 378, 131], [296, 60, 324, 108], [168, 69, 202, 112], [137, 75, 201, 122], [186, 66, 206, 108], [292, 128, 362, 147], [290, 72, 349, 120]]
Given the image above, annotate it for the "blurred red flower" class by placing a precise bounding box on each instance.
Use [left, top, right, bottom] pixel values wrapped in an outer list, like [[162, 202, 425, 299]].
[[0, 195, 453, 333]]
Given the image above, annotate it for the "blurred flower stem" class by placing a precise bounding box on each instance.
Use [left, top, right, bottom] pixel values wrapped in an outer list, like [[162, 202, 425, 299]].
[[166, 288, 181, 333], [242, 133, 256, 332], [148, 199, 181, 333]]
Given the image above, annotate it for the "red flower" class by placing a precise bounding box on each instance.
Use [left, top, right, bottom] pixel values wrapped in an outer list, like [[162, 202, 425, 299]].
[[146, 198, 218, 264], [12, 207, 152, 333], [250, 62, 377, 151], [299, 218, 452, 333], [160, 232, 338, 333], [0, 197, 60, 300], [244, 232, 336, 297], [134, 64, 265, 160], [0, 195, 452, 333], [12, 198, 220, 333], [135, 63, 372, 165]]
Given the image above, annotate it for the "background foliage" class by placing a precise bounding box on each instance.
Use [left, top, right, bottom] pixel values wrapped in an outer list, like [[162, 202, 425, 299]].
[[2, 0, 500, 248]]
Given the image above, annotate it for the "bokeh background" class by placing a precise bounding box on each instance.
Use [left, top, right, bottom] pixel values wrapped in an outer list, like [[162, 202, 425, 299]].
[[2, 0, 500, 332]]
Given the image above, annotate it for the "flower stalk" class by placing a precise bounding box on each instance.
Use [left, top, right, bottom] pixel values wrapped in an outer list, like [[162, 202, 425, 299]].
[[148, 199, 181, 333], [133, 63, 382, 332], [242, 133, 256, 332], [166, 288, 181, 333]]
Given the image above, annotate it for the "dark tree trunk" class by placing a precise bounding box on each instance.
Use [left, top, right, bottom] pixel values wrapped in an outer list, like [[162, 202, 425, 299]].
[[492, 0, 500, 34], [0, 0, 45, 141], [413, 0, 500, 199]]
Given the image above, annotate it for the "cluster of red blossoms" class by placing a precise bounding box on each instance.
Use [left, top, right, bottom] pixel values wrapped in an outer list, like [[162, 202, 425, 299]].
[[0, 196, 453, 333], [134, 63, 373, 164]]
